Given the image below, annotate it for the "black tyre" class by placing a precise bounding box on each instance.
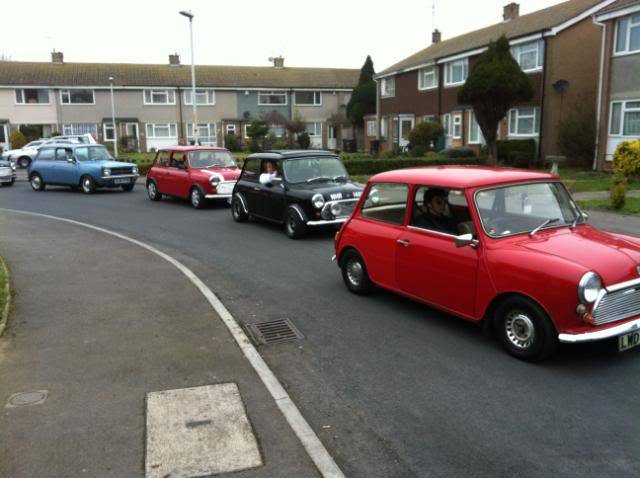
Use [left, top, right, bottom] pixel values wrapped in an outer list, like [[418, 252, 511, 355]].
[[284, 208, 307, 239], [122, 183, 135, 192], [30, 173, 45, 191], [80, 175, 96, 194], [495, 296, 558, 362], [190, 187, 205, 209], [18, 156, 31, 169], [231, 195, 248, 222], [147, 180, 162, 201], [340, 249, 373, 295]]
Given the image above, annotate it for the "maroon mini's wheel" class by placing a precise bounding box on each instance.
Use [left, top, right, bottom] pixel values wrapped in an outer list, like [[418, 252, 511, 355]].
[[340, 249, 373, 295]]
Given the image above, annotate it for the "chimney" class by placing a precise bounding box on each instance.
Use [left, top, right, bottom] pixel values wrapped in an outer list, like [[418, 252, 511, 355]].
[[51, 51, 64, 64], [503, 2, 520, 21], [432, 29, 441, 44], [169, 53, 180, 66], [271, 56, 284, 68]]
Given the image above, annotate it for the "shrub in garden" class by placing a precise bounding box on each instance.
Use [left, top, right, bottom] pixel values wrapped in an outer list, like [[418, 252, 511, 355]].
[[610, 175, 627, 210], [496, 139, 536, 167], [408, 121, 444, 149], [9, 130, 27, 149], [225, 134, 243, 152], [297, 132, 311, 149], [410, 145, 429, 157], [612, 139, 640, 179], [445, 147, 475, 159], [344, 154, 483, 176]]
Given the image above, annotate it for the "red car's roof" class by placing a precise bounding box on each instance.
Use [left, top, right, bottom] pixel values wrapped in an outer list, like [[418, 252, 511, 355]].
[[370, 166, 557, 189], [157, 145, 228, 152]]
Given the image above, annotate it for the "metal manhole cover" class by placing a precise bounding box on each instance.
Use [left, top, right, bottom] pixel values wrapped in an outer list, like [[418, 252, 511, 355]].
[[6, 390, 48, 408], [245, 319, 304, 345]]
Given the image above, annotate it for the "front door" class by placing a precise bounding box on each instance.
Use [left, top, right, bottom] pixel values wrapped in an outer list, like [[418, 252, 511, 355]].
[[396, 186, 479, 318], [125, 123, 140, 152], [398, 117, 414, 149], [255, 159, 285, 219], [328, 126, 337, 150], [53, 147, 78, 184], [166, 151, 189, 197]]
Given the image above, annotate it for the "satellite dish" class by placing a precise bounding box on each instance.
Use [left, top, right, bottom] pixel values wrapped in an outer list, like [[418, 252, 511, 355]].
[[552, 80, 569, 94]]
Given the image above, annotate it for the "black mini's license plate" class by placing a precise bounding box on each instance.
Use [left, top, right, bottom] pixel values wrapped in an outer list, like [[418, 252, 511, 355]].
[[619, 331, 640, 352]]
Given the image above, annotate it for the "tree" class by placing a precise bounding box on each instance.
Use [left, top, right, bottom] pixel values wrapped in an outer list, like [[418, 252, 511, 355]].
[[346, 56, 376, 130], [246, 119, 269, 152], [408, 121, 444, 149], [9, 130, 27, 149], [459, 36, 534, 165], [286, 113, 306, 147]]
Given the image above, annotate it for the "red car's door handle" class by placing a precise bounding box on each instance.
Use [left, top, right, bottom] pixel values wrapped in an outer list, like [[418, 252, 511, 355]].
[[397, 239, 411, 247]]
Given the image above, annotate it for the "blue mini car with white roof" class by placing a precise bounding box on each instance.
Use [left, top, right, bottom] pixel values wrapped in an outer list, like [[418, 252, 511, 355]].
[[28, 143, 138, 194]]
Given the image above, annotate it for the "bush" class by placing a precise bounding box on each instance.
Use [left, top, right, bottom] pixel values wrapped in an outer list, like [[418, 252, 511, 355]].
[[610, 175, 627, 210], [612, 139, 640, 179], [410, 145, 429, 157], [297, 132, 311, 149], [558, 102, 596, 168], [497, 139, 536, 167], [272, 137, 289, 150], [341, 153, 373, 161], [344, 154, 484, 176], [380, 150, 396, 159], [225, 134, 243, 152], [9, 130, 27, 149], [408, 121, 444, 148], [444, 147, 475, 158]]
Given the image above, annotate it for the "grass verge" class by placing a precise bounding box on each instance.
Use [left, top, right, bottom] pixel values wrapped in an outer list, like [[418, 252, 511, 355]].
[[577, 197, 640, 215], [0, 256, 11, 337]]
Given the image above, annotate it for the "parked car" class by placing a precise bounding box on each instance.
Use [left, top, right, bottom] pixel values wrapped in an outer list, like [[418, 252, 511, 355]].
[[1, 139, 47, 169], [49, 133, 97, 145], [334, 166, 640, 361], [28, 143, 138, 193], [146, 146, 241, 208], [0, 158, 16, 186], [231, 150, 364, 238]]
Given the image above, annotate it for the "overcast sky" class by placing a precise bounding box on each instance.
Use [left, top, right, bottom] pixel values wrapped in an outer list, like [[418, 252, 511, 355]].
[[2, 0, 567, 72]]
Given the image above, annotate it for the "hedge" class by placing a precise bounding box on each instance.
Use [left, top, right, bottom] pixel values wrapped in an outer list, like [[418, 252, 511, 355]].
[[344, 157, 486, 176], [497, 139, 536, 167]]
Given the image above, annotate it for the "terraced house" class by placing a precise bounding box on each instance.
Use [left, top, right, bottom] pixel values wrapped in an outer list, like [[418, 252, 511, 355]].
[[0, 53, 358, 152], [370, 0, 618, 163], [594, 0, 640, 169]]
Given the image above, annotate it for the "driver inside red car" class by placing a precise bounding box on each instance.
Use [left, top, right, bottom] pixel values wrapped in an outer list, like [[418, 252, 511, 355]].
[[414, 188, 457, 234]]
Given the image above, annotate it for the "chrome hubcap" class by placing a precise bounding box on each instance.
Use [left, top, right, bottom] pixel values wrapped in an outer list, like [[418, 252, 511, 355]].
[[346, 259, 363, 287], [505, 311, 535, 349], [31, 176, 41, 188], [83, 179, 91, 191], [287, 215, 296, 232], [191, 190, 200, 206], [148, 183, 156, 197]]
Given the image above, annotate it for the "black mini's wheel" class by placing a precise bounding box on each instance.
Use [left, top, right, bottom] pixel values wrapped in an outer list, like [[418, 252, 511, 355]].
[[147, 181, 162, 201], [284, 208, 307, 239], [231, 195, 248, 222], [340, 249, 373, 295], [80, 175, 96, 194], [30, 173, 45, 191], [495, 296, 558, 362]]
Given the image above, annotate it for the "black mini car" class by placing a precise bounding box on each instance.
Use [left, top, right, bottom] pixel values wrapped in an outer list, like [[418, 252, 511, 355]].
[[231, 150, 364, 238]]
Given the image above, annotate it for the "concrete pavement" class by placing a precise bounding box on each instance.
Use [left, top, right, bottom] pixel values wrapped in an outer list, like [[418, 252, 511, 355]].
[[0, 211, 320, 478]]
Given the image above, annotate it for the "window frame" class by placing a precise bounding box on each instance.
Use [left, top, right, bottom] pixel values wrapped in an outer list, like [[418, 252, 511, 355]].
[[511, 40, 544, 72], [294, 91, 322, 106], [615, 14, 640, 55], [143, 89, 177, 105], [380, 77, 396, 98], [304, 121, 323, 137], [444, 59, 468, 87], [183, 89, 215, 106], [609, 99, 640, 137], [103, 122, 116, 142], [15, 88, 50, 105], [359, 182, 410, 226], [145, 123, 178, 138], [418, 65, 438, 90], [408, 185, 470, 238], [367, 120, 377, 137], [60, 88, 95, 105], [452, 113, 462, 139], [508, 107, 540, 137], [62, 123, 98, 136], [468, 111, 484, 145], [186, 123, 217, 145], [257, 91, 288, 106]]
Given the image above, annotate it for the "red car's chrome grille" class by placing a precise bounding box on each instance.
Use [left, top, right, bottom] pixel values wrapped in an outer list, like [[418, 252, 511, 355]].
[[592, 283, 640, 326]]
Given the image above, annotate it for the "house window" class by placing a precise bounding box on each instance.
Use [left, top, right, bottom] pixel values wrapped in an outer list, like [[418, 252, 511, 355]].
[[269, 125, 285, 137], [508, 107, 540, 136], [143, 89, 176, 105], [62, 123, 98, 136], [615, 14, 640, 55], [60, 89, 95, 104], [103, 123, 115, 141], [367, 120, 376, 137], [258, 91, 287, 105], [295, 91, 322, 106], [305, 122, 322, 137], [226, 124, 236, 136], [380, 77, 395, 98], [187, 123, 217, 145], [146, 123, 178, 138], [511, 40, 544, 72], [418, 66, 438, 90], [610, 100, 640, 136], [380, 118, 387, 138], [468, 112, 485, 144], [452, 113, 462, 139], [444, 59, 468, 86], [15, 88, 49, 104], [183, 89, 215, 105], [442, 113, 451, 136]]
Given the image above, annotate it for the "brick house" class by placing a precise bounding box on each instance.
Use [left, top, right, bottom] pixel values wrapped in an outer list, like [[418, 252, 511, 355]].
[[594, 0, 640, 170], [371, 0, 617, 164]]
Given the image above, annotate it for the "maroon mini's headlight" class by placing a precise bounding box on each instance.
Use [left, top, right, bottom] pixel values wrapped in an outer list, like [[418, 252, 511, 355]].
[[578, 272, 602, 305]]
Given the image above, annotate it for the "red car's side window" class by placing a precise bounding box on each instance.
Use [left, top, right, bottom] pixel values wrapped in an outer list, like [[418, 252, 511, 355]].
[[360, 183, 409, 226], [409, 186, 474, 237]]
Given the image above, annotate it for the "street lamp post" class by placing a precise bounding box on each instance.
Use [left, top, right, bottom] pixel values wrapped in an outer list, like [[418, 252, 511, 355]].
[[108, 76, 118, 158], [180, 10, 198, 145]]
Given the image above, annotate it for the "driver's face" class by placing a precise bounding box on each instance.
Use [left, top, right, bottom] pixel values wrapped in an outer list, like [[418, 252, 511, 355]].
[[429, 195, 447, 215], [266, 162, 276, 174]]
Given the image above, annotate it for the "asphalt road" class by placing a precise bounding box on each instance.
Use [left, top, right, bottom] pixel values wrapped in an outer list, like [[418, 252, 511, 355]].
[[2, 182, 639, 478]]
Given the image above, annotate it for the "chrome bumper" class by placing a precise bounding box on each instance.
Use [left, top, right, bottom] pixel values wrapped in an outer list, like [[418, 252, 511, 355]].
[[101, 174, 139, 180], [307, 218, 348, 226], [205, 193, 232, 199], [558, 317, 640, 343]]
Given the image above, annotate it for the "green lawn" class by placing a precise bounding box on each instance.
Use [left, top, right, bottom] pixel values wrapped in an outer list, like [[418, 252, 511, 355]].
[[553, 167, 640, 193], [577, 197, 640, 215]]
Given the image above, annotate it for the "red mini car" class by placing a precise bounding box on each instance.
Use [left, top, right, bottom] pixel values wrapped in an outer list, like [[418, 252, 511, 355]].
[[334, 166, 640, 361], [146, 146, 241, 208]]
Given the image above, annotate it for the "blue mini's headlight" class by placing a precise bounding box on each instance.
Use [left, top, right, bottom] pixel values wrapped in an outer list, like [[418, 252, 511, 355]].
[[132, 166, 139, 175], [103, 168, 111, 177]]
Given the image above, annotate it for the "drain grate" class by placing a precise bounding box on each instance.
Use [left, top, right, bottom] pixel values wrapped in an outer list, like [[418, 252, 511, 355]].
[[245, 319, 304, 345], [5, 390, 48, 408]]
